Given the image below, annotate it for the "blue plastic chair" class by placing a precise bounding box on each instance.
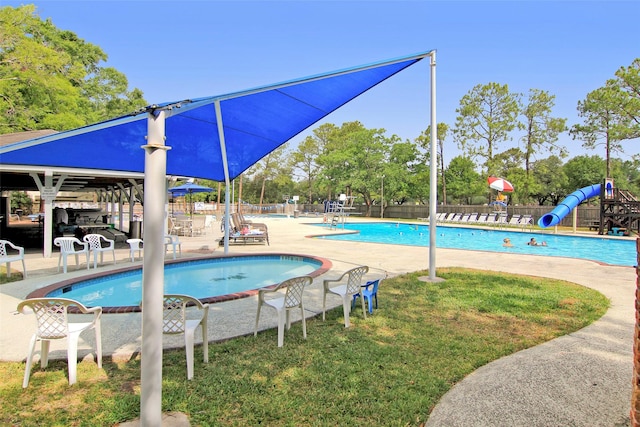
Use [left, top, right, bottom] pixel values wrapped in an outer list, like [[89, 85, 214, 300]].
[[352, 279, 381, 315]]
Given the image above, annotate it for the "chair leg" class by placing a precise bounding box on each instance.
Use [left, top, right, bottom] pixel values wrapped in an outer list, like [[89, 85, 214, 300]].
[[94, 323, 102, 370], [68, 334, 79, 385], [185, 329, 195, 380], [342, 296, 351, 328], [21, 258, 27, 278], [41, 340, 50, 368], [277, 310, 285, 347], [5, 261, 11, 278], [201, 322, 209, 364], [322, 291, 327, 321], [22, 335, 38, 388], [360, 292, 367, 319], [254, 303, 262, 337], [300, 305, 307, 340]]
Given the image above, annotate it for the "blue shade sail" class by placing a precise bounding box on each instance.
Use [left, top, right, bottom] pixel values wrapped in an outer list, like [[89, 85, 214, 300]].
[[0, 52, 432, 181]]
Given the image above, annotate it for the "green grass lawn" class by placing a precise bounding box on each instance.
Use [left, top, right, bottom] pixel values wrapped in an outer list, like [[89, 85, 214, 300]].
[[0, 268, 609, 426]]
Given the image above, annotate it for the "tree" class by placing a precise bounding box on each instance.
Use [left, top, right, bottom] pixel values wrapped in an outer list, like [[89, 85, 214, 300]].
[[520, 89, 567, 199], [316, 121, 390, 216], [416, 123, 448, 203], [0, 5, 147, 134], [453, 82, 521, 172], [563, 155, 606, 194], [290, 124, 337, 203], [609, 58, 640, 141], [570, 85, 629, 177], [444, 155, 483, 204], [530, 156, 568, 205]]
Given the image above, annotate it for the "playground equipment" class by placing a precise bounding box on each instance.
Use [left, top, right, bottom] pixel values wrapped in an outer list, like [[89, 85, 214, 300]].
[[538, 179, 639, 235]]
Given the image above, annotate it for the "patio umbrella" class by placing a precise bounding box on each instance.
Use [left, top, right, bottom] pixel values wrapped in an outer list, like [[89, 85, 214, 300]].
[[487, 176, 514, 193], [168, 183, 213, 219]]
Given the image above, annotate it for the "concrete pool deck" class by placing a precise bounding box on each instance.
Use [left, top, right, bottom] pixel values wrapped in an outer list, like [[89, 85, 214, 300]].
[[0, 216, 636, 426]]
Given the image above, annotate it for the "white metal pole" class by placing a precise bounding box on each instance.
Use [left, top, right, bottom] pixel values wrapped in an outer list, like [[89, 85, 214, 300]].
[[428, 51, 439, 281], [140, 110, 170, 426], [381, 175, 384, 219], [214, 100, 231, 253]]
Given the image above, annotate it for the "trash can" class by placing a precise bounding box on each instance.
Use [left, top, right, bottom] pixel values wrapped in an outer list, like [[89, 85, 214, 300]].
[[294, 210, 300, 218], [129, 221, 142, 239]]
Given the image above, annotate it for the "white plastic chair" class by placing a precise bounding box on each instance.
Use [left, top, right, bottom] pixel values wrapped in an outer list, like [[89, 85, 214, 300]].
[[322, 265, 369, 327], [126, 238, 143, 262], [17, 298, 102, 387], [254, 275, 312, 347], [53, 237, 89, 273], [0, 239, 27, 278], [161, 294, 209, 380], [83, 234, 116, 269], [164, 235, 182, 259]]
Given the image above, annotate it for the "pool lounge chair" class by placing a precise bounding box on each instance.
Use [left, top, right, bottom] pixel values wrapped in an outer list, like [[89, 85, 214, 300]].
[[466, 213, 479, 224], [230, 213, 269, 245], [519, 215, 533, 229], [508, 214, 521, 226]]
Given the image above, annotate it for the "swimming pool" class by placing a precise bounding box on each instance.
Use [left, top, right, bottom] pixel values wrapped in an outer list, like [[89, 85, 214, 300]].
[[28, 254, 332, 313], [312, 222, 636, 267]]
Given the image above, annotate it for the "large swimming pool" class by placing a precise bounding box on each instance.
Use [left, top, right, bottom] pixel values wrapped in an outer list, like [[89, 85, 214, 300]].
[[312, 222, 636, 267]]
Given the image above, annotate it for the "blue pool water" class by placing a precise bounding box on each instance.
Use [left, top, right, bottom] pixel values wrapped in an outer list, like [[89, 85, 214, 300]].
[[312, 222, 636, 267], [47, 255, 323, 308]]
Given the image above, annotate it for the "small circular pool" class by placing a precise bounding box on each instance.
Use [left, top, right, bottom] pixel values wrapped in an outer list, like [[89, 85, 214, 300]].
[[28, 254, 332, 313]]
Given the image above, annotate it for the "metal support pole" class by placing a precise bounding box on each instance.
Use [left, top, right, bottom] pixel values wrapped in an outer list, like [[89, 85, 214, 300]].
[[426, 50, 442, 282], [140, 110, 170, 426], [214, 100, 231, 253]]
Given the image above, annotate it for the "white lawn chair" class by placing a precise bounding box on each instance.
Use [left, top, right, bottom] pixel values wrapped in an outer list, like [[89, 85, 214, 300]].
[[83, 234, 116, 269], [160, 294, 209, 380], [165, 235, 182, 259], [17, 298, 102, 387], [322, 265, 369, 327], [53, 237, 89, 273], [126, 238, 143, 262], [254, 275, 313, 347], [0, 239, 27, 278]]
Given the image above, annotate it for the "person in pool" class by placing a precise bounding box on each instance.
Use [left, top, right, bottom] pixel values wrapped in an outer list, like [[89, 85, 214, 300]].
[[527, 237, 547, 246], [503, 238, 513, 247]]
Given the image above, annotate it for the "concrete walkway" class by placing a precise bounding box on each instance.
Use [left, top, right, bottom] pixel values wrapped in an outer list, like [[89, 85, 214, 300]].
[[1, 216, 636, 426]]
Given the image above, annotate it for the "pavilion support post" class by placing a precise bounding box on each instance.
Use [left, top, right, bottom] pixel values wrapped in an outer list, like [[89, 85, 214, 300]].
[[214, 100, 231, 253], [140, 110, 170, 426], [422, 50, 443, 283]]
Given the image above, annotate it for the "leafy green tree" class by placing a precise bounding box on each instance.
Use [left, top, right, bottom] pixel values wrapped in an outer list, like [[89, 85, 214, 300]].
[[290, 124, 337, 203], [520, 89, 567, 199], [453, 82, 521, 173], [444, 155, 483, 204], [383, 138, 420, 206], [530, 156, 568, 205], [316, 121, 390, 216], [563, 155, 606, 193], [0, 5, 146, 134]]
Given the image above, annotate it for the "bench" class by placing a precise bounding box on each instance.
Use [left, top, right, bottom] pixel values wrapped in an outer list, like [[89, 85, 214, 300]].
[[587, 221, 600, 231]]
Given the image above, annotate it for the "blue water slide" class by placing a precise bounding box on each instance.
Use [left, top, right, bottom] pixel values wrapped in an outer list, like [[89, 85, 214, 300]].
[[537, 184, 601, 228]]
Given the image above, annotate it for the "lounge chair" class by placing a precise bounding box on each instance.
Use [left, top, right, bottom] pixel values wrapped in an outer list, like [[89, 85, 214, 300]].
[[508, 214, 521, 226], [467, 213, 479, 224], [495, 213, 508, 227], [519, 215, 533, 229], [0, 239, 27, 278], [476, 213, 488, 224], [484, 213, 498, 226], [230, 213, 269, 245]]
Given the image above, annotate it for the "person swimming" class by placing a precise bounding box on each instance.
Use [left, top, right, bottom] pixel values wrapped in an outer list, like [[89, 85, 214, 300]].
[[503, 238, 513, 247], [527, 237, 547, 246]]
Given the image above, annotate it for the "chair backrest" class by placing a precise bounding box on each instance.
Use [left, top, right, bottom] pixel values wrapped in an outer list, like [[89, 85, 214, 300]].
[[346, 266, 369, 295], [83, 234, 107, 249], [17, 298, 94, 339], [0, 240, 11, 258], [162, 294, 206, 334], [282, 276, 313, 308], [54, 237, 85, 252]]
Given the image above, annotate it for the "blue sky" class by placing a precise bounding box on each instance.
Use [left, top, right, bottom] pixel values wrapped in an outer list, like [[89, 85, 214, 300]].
[[4, 0, 640, 162]]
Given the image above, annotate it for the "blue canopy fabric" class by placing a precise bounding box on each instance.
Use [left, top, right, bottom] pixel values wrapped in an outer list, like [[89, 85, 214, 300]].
[[0, 51, 433, 181]]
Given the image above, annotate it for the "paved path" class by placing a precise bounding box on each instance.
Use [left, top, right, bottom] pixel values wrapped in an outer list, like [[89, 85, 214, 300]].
[[1, 217, 636, 426]]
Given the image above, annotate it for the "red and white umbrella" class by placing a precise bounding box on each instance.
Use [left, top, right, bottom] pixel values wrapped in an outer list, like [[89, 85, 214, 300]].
[[487, 176, 514, 192]]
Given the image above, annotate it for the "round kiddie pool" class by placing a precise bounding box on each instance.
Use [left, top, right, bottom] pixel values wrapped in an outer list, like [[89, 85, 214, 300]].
[[27, 254, 332, 313]]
